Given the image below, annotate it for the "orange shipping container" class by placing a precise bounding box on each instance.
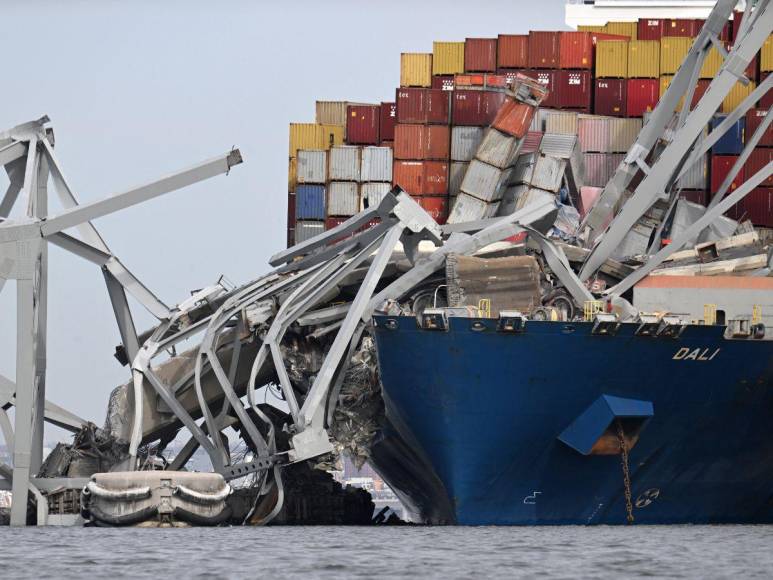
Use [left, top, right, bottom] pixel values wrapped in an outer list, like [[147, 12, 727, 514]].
[[559, 31, 594, 69], [497, 34, 528, 68], [412, 195, 449, 224], [465, 38, 498, 72], [393, 160, 449, 195], [492, 100, 536, 138], [394, 124, 450, 160]]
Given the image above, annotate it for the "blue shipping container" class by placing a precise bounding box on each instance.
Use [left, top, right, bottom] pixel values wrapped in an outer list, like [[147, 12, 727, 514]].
[[711, 115, 745, 155], [295, 184, 326, 219]]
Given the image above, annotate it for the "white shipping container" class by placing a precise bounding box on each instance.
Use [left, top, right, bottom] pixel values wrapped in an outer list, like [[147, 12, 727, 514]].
[[360, 182, 392, 210], [449, 162, 468, 196], [327, 182, 360, 216], [360, 147, 393, 182], [297, 150, 327, 184], [607, 118, 642, 153], [676, 155, 707, 190], [329, 146, 361, 181], [545, 111, 579, 135], [476, 129, 522, 169], [460, 160, 511, 202], [529, 155, 567, 193], [514, 186, 556, 212], [447, 192, 499, 223], [451, 127, 484, 162], [295, 220, 325, 243]]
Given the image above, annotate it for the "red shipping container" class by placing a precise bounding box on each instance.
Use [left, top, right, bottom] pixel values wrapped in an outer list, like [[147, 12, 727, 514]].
[[731, 10, 744, 42], [528, 31, 560, 69], [465, 38, 497, 72], [431, 75, 455, 91], [452, 89, 506, 126], [393, 160, 448, 195], [761, 73, 773, 109], [746, 109, 773, 147], [595, 79, 627, 117], [556, 70, 592, 110], [347, 104, 380, 145], [412, 195, 449, 224], [711, 155, 743, 194], [638, 18, 665, 40], [521, 131, 543, 154], [558, 32, 593, 70], [394, 124, 450, 160], [525, 69, 559, 108], [497, 34, 528, 68], [745, 148, 773, 188], [396, 88, 450, 124], [287, 192, 296, 226], [730, 188, 773, 226], [379, 102, 396, 143], [626, 79, 659, 117], [686, 79, 711, 111], [664, 19, 697, 37], [492, 100, 535, 138]]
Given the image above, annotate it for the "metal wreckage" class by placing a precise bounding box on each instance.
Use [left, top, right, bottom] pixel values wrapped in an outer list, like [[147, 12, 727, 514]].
[[2, 0, 773, 527]]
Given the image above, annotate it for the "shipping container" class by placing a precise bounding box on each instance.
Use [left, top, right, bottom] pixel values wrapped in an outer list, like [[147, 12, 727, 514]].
[[451, 126, 485, 162], [761, 72, 773, 108], [393, 160, 448, 195], [361, 146, 393, 182], [545, 110, 579, 135], [626, 79, 659, 117], [327, 182, 360, 216], [295, 220, 325, 243], [360, 182, 392, 210], [608, 117, 642, 152], [447, 193, 499, 222], [396, 88, 451, 124], [578, 116, 610, 152], [595, 79, 627, 117], [460, 159, 511, 201], [296, 184, 326, 219], [315, 101, 349, 127], [433, 41, 465, 75], [637, 18, 664, 41], [556, 70, 592, 111], [288, 157, 297, 191], [497, 34, 529, 68], [297, 149, 327, 184], [558, 31, 593, 69], [492, 99, 535, 137], [346, 105, 380, 145], [605, 21, 637, 40], [746, 109, 773, 147], [394, 124, 450, 160], [711, 115, 745, 155], [401, 53, 433, 87], [289, 123, 344, 157], [476, 128, 522, 169], [528, 31, 560, 69], [659, 76, 710, 111], [449, 161, 468, 195], [413, 195, 449, 224], [711, 155, 742, 194], [628, 40, 660, 78], [452, 89, 507, 126], [596, 40, 628, 78], [525, 69, 559, 108], [379, 102, 397, 143], [520, 131, 544, 154], [722, 81, 756, 113], [287, 191, 296, 227], [583, 152, 623, 187], [679, 190, 708, 205], [329, 146, 361, 181], [700, 43, 724, 79], [746, 148, 773, 187], [533, 108, 551, 132], [675, 155, 707, 190], [465, 38, 498, 72], [663, 18, 697, 38], [729, 188, 773, 226], [763, 35, 773, 72], [660, 37, 692, 75], [431, 75, 455, 91], [286, 227, 295, 248]]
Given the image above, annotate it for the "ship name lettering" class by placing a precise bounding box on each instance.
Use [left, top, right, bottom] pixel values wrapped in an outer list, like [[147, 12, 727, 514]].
[[672, 347, 720, 361]]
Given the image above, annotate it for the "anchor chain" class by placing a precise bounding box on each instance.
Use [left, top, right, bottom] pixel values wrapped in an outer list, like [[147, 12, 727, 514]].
[[616, 419, 635, 524]]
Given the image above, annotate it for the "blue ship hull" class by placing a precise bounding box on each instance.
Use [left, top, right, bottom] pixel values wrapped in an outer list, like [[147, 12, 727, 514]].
[[371, 316, 773, 525]]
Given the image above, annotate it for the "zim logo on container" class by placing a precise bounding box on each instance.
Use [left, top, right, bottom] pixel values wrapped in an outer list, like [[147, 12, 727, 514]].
[[672, 347, 720, 361]]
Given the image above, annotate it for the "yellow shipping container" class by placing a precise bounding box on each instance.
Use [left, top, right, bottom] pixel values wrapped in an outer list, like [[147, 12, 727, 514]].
[[578, 25, 606, 33], [320, 124, 344, 150], [596, 40, 629, 78], [433, 42, 465, 75], [288, 157, 297, 192], [761, 34, 773, 72], [401, 53, 433, 87], [722, 81, 756, 113], [289, 123, 344, 157], [660, 37, 692, 75], [628, 40, 660, 78], [605, 21, 638, 40], [699, 44, 724, 79]]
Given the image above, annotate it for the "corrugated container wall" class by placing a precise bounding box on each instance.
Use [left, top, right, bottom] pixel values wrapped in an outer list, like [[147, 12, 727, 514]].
[[451, 126, 485, 162], [746, 149, 773, 188], [545, 111, 579, 135], [394, 124, 450, 160], [401, 53, 433, 87], [627, 79, 659, 117], [433, 41, 465, 75], [393, 160, 448, 195], [360, 182, 392, 209], [528, 70, 559, 108], [578, 116, 611, 152], [762, 36, 773, 72], [295, 221, 325, 243], [675, 156, 707, 190], [346, 105, 380, 145], [628, 40, 660, 78], [289, 123, 343, 157], [492, 100, 536, 137], [711, 155, 743, 193], [413, 196, 449, 224], [608, 118, 642, 152], [465, 38, 497, 72], [660, 37, 692, 75], [476, 129, 522, 169], [361, 147, 393, 182], [461, 159, 510, 201], [315, 101, 348, 127], [711, 115, 744, 155], [327, 182, 360, 216], [528, 31, 560, 69], [380, 102, 396, 142], [663, 18, 696, 37], [559, 32, 593, 69], [449, 162, 468, 195], [722, 81, 756, 113], [497, 34, 528, 69], [638, 18, 664, 40], [596, 40, 628, 78], [297, 150, 327, 184], [700, 44, 724, 79], [556, 70, 592, 111], [746, 109, 773, 147], [452, 90, 506, 126], [595, 79, 627, 117], [296, 184, 326, 219], [397, 88, 451, 124], [605, 21, 637, 40], [329, 146, 361, 181], [288, 157, 297, 191], [521, 131, 543, 153]]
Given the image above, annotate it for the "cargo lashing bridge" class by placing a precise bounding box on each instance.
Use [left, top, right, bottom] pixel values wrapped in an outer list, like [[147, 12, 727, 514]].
[[1, 0, 772, 527]]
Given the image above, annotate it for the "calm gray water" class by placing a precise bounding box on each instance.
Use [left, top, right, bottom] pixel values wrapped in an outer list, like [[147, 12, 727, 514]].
[[2, 525, 772, 579]]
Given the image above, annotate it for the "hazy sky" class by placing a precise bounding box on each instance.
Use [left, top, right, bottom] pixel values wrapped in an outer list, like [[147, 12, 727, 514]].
[[0, 0, 567, 438]]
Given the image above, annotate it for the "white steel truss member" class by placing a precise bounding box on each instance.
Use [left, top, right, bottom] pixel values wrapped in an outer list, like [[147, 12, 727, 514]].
[[0, 116, 242, 526]]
